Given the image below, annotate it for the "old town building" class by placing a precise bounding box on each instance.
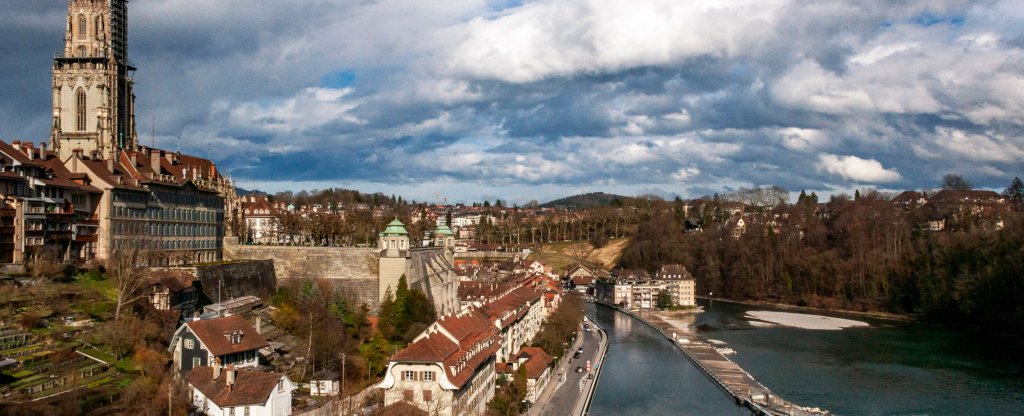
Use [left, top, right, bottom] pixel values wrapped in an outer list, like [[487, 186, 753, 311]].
[[0, 140, 102, 267]]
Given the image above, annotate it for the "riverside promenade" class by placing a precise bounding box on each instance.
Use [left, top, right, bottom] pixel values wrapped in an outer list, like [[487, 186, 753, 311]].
[[596, 301, 829, 416]]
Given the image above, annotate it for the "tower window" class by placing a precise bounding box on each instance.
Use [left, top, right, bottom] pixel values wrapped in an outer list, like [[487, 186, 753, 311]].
[[76, 88, 87, 131], [78, 16, 86, 38]]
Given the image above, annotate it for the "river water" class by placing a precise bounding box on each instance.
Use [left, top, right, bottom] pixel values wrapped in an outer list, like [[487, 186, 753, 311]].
[[587, 300, 1024, 415]]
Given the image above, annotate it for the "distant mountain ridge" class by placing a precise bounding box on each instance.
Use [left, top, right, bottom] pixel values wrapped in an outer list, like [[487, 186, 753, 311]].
[[541, 192, 626, 208]]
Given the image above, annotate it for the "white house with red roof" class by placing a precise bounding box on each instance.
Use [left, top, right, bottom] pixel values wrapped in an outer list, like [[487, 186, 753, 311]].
[[377, 308, 499, 416], [186, 362, 296, 416]]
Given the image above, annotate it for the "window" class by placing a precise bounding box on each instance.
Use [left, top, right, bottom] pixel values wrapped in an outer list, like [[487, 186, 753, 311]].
[[184, 339, 194, 349], [244, 408, 250, 416], [423, 390, 433, 402], [278, 380, 285, 392], [78, 16, 86, 38], [403, 390, 413, 401], [192, 357, 201, 368], [422, 371, 434, 381], [402, 370, 416, 381], [76, 88, 87, 131], [228, 408, 234, 416]]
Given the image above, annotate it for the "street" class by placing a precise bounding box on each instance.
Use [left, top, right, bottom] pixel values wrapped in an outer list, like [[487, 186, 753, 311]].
[[532, 322, 604, 416]]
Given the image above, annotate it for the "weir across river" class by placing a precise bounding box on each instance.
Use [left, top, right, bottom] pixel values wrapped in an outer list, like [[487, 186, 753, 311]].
[[593, 301, 829, 416]]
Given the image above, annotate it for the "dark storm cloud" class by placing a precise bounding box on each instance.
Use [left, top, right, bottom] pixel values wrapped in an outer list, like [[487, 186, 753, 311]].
[[3, 0, 1023, 203]]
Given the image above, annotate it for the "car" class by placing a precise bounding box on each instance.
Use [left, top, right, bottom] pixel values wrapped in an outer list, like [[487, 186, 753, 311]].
[[573, 352, 581, 359], [575, 366, 584, 373], [577, 347, 584, 353]]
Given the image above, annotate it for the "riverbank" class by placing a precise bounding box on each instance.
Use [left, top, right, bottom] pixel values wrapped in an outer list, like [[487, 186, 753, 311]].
[[701, 296, 918, 323]]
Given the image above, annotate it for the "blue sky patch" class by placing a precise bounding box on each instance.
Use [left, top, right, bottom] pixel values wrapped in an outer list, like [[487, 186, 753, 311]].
[[320, 70, 356, 89]]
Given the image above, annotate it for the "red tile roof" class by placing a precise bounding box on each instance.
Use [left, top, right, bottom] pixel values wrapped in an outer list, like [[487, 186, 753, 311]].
[[391, 308, 500, 389], [496, 347, 553, 380], [186, 367, 285, 407], [186, 315, 269, 356]]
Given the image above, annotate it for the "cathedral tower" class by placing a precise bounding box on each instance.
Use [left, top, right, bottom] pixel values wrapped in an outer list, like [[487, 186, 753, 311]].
[[50, 0, 138, 161]]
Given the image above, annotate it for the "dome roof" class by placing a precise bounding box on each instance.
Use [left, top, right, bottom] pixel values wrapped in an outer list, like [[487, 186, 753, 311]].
[[380, 219, 409, 236], [435, 224, 455, 236]]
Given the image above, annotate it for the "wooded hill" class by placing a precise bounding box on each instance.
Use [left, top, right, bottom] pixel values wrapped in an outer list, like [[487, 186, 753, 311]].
[[541, 192, 628, 209], [618, 185, 1024, 341]]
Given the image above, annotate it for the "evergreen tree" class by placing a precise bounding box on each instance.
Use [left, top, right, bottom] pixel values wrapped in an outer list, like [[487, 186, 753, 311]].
[[655, 289, 674, 309], [377, 288, 396, 339], [1004, 177, 1024, 204]]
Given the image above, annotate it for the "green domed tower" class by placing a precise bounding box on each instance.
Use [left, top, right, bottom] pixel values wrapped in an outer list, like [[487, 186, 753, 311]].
[[433, 224, 455, 249]]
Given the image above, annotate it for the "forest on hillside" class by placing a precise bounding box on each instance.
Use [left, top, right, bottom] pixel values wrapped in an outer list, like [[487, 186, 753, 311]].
[[618, 182, 1024, 340]]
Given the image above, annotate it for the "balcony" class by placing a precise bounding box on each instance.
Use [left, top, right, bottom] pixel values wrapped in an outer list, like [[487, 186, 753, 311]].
[[75, 235, 98, 243], [0, 208, 15, 217], [46, 231, 73, 241]]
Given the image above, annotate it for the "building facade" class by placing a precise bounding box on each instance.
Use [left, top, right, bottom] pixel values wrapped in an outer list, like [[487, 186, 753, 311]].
[[0, 140, 102, 267], [378, 308, 499, 416]]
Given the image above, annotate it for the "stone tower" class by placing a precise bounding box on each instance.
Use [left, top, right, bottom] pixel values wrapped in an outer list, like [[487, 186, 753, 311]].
[[378, 219, 410, 301], [50, 0, 138, 161], [433, 224, 455, 250]]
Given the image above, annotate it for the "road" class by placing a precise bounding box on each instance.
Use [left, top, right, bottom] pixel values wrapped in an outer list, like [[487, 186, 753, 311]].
[[532, 321, 604, 416]]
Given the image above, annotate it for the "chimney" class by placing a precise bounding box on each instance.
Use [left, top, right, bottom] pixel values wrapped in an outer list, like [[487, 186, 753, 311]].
[[129, 151, 137, 167], [213, 358, 222, 380], [11, 140, 19, 146], [107, 157, 114, 174], [225, 366, 236, 390], [25, 143, 35, 160], [256, 315, 262, 335], [39, 142, 47, 158], [150, 148, 161, 175]]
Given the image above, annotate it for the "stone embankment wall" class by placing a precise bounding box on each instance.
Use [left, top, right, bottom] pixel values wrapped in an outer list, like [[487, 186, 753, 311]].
[[158, 260, 277, 303], [454, 251, 519, 260], [223, 243, 380, 310]]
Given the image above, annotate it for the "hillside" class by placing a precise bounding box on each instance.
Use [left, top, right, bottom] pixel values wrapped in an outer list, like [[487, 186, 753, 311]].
[[541, 192, 627, 209], [529, 237, 630, 273]]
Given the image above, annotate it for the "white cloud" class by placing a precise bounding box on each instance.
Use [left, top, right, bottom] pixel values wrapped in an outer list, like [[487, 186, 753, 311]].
[[448, 0, 784, 82], [672, 167, 701, 181], [817, 154, 902, 183]]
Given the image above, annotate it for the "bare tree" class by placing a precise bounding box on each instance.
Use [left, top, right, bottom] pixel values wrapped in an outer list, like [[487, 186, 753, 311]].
[[107, 248, 151, 322]]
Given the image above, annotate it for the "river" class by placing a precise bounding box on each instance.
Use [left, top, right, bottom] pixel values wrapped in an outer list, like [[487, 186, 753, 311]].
[[587, 300, 1024, 415]]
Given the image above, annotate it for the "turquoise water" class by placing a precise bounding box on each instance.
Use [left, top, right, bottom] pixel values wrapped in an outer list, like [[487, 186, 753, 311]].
[[587, 301, 1024, 415]]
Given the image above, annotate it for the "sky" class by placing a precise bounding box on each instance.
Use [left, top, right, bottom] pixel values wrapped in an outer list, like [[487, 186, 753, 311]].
[[2, 0, 1022, 205]]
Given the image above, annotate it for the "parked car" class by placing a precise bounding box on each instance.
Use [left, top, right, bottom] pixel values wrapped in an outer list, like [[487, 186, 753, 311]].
[[573, 352, 581, 359], [575, 366, 584, 373]]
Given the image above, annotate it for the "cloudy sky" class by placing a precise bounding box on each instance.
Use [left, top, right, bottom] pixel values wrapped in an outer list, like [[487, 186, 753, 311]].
[[2, 0, 1022, 204]]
